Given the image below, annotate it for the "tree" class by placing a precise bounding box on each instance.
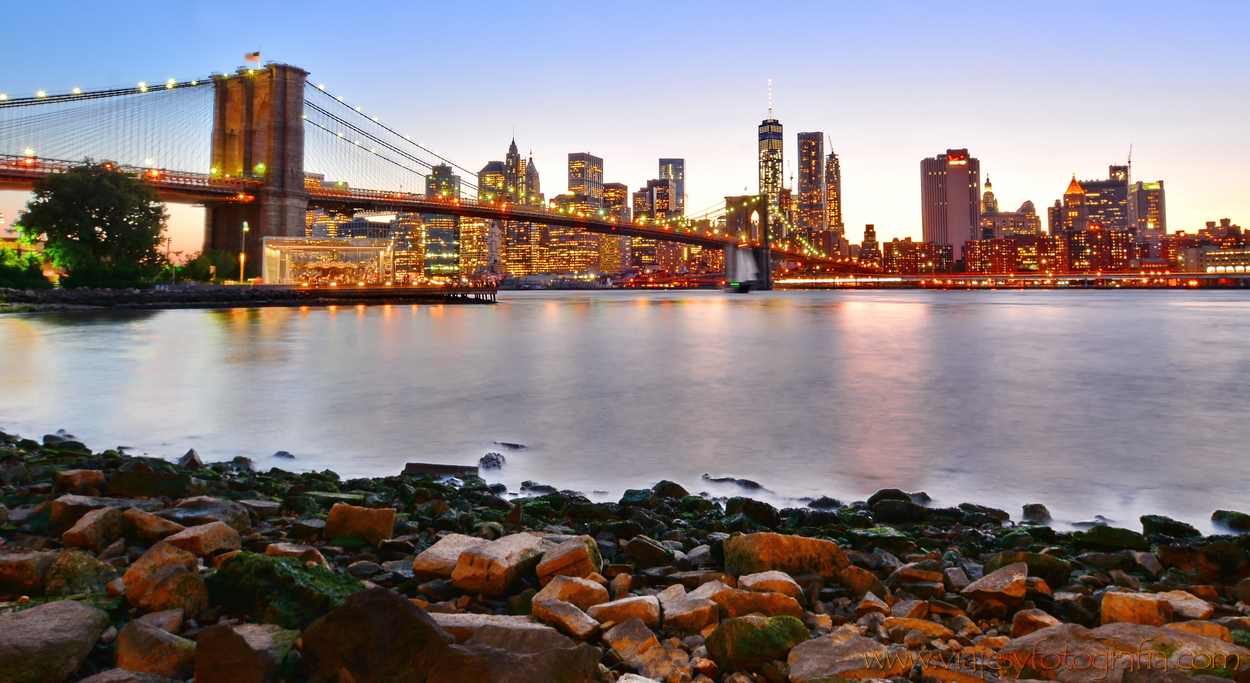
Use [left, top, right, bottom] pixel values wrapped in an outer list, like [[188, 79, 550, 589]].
[[181, 249, 239, 282], [0, 247, 52, 289], [16, 161, 169, 287]]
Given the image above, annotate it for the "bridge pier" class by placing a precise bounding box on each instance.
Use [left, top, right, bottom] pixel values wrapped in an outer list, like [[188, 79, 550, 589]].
[[204, 64, 310, 275]]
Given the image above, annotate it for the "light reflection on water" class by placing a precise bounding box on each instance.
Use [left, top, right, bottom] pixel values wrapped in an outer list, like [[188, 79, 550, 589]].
[[2, 289, 1249, 532]]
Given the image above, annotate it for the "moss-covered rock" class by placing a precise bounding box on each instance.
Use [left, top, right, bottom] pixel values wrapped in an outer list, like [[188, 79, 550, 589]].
[[1141, 514, 1201, 539], [1072, 524, 1149, 552], [43, 551, 117, 597], [619, 489, 659, 509], [206, 552, 364, 630], [705, 614, 809, 672], [983, 551, 1074, 590], [1213, 510, 1250, 532]]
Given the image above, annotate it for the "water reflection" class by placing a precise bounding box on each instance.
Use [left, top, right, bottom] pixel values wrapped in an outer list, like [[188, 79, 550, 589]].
[[1, 290, 1249, 531]]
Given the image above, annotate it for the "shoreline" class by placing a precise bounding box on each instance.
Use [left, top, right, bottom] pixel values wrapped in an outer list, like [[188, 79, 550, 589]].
[[0, 285, 497, 312], [3, 427, 1250, 681]]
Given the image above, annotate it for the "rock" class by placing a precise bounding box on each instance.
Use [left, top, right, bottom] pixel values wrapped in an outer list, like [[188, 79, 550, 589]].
[[983, 551, 1075, 590], [162, 521, 242, 556], [428, 613, 559, 642], [855, 592, 889, 616], [264, 542, 330, 568], [0, 599, 110, 683], [1012, 608, 1063, 637], [723, 532, 849, 579], [837, 564, 888, 597], [177, 449, 203, 468], [1022, 503, 1052, 523], [195, 623, 300, 683], [889, 599, 928, 619], [619, 488, 660, 509], [114, 620, 196, 680], [623, 535, 674, 568], [657, 584, 719, 634], [866, 488, 912, 506], [1166, 620, 1232, 643], [0, 551, 60, 596], [603, 617, 660, 662], [1141, 514, 1201, 539], [301, 588, 453, 683], [273, 450, 295, 459], [532, 599, 600, 639], [49, 495, 159, 536], [238, 499, 282, 519], [322, 503, 396, 543], [705, 614, 808, 672], [206, 552, 363, 630], [106, 471, 205, 499], [54, 469, 106, 495], [787, 635, 912, 682], [535, 536, 601, 586], [62, 506, 124, 553], [705, 584, 804, 619], [426, 637, 602, 683], [122, 508, 186, 545], [1212, 509, 1250, 531], [882, 616, 954, 640], [1130, 551, 1164, 578], [136, 608, 184, 633], [139, 564, 210, 614], [452, 532, 549, 595], [1157, 541, 1250, 584], [1156, 589, 1215, 620], [122, 542, 199, 606], [478, 452, 505, 469], [739, 570, 804, 601], [78, 670, 177, 683], [45, 550, 118, 597], [808, 496, 841, 509], [652, 480, 689, 499], [413, 533, 490, 580], [961, 561, 1027, 605], [1072, 525, 1150, 551], [532, 575, 608, 612], [158, 496, 251, 532], [587, 595, 661, 629]]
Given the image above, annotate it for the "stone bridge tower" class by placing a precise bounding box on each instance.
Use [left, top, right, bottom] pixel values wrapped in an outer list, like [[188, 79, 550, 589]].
[[204, 64, 309, 274]]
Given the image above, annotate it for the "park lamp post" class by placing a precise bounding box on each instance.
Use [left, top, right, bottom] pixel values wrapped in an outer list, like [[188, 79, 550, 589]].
[[239, 221, 249, 283]]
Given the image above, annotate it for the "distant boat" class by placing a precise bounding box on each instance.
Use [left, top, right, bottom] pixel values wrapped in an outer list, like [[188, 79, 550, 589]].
[[724, 248, 760, 293]]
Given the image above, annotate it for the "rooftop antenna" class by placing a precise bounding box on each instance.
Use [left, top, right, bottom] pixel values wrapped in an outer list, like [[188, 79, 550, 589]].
[[768, 78, 773, 119]]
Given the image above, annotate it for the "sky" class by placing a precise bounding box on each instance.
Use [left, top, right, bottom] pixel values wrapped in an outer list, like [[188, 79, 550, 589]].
[[2, 0, 1248, 253]]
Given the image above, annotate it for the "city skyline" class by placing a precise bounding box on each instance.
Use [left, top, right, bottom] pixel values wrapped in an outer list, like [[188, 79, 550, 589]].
[[0, 1, 1246, 255]]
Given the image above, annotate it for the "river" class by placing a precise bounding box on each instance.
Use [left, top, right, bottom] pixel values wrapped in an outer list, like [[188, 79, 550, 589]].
[[2, 289, 1247, 532]]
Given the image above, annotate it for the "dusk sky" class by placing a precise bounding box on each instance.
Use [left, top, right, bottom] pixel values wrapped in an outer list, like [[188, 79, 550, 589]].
[[2, 0, 1247, 253]]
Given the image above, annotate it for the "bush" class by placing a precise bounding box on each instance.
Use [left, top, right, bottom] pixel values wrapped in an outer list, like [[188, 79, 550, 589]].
[[0, 248, 52, 289]]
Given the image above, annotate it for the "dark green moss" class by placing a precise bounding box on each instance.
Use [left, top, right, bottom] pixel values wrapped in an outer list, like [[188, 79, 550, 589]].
[[206, 552, 364, 630]]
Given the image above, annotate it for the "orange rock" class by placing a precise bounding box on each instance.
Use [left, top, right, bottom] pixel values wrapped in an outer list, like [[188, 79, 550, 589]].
[[1010, 608, 1062, 638], [163, 522, 241, 556], [54, 469, 106, 495], [724, 532, 849, 579], [61, 507, 124, 553], [1165, 620, 1232, 642], [139, 565, 209, 615], [535, 536, 601, 586], [122, 542, 198, 607], [1101, 591, 1173, 626], [265, 542, 330, 568], [961, 562, 1027, 605], [123, 507, 186, 545], [322, 504, 395, 543], [114, 620, 196, 679], [451, 532, 548, 595]]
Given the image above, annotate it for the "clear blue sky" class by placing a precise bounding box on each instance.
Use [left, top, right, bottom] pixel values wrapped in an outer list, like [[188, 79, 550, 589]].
[[2, 0, 1247, 252]]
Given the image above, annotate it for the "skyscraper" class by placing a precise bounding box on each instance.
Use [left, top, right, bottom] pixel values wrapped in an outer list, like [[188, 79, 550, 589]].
[[423, 164, 461, 277], [859, 224, 881, 266], [1128, 181, 1166, 235], [1080, 165, 1130, 232], [825, 151, 844, 235], [600, 182, 632, 272], [795, 132, 826, 238], [568, 153, 604, 208], [920, 149, 981, 262], [758, 110, 784, 237], [659, 159, 685, 215]]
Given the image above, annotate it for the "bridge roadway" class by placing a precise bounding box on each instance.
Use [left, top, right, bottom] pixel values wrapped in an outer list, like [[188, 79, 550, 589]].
[[0, 155, 874, 272]]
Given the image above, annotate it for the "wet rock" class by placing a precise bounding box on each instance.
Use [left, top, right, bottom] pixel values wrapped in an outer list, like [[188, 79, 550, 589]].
[[49, 495, 159, 536], [122, 508, 186, 546], [177, 449, 203, 468], [115, 620, 197, 680], [657, 584, 719, 634], [195, 623, 300, 683], [961, 561, 1028, 605], [54, 469, 106, 495], [273, 450, 295, 459], [1072, 524, 1150, 551], [623, 535, 674, 568], [1023, 503, 1052, 523], [122, 542, 198, 606], [107, 471, 205, 499], [429, 613, 559, 642], [724, 531, 849, 579], [239, 499, 282, 519], [699, 582, 804, 619], [1013, 607, 1064, 637], [587, 595, 661, 629], [44, 550, 118, 597], [163, 521, 242, 556], [478, 452, 505, 469], [983, 551, 1074, 592], [854, 592, 889, 616], [452, 532, 549, 595], [323, 503, 396, 543], [0, 600, 109, 683], [1157, 541, 1250, 584], [787, 634, 910, 682], [413, 533, 489, 580], [535, 536, 601, 587], [136, 608, 184, 633], [808, 496, 841, 510], [426, 635, 601, 683], [837, 564, 888, 597], [264, 541, 330, 568], [619, 488, 660, 509], [1212, 509, 1250, 531], [302, 587, 454, 682], [62, 506, 124, 553], [1141, 514, 1201, 539], [706, 614, 808, 673], [883, 616, 954, 640], [0, 551, 60, 596], [207, 552, 363, 630], [158, 496, 251, 532], [652, 480, 689, 499]]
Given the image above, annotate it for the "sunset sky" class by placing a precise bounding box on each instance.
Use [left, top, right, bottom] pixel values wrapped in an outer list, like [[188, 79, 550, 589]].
[[2, 0, 1247, 253]]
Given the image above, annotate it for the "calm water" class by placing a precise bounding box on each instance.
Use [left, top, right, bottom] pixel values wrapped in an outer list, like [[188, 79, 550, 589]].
[[2, 290, 1248, 532]]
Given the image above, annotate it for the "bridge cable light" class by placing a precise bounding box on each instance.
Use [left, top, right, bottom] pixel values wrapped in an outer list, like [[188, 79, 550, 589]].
[[71, 87, 81, 95], [36, 90, 47, 98], [138, 82, 148, 92]]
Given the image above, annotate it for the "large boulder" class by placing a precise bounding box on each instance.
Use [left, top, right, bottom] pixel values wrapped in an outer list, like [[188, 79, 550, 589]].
[[452, 533, 549, 595], [1072, 525, 1150, 552], [961, 561, 1028, 605], [983, 551, 1075, 590], [426, 625, 601, 683], [44, 551, 118, 597], [322, 504, 395, 543], [412, 533, 488, 580], [207, 552, 364, 630], [302, 587, 454, 683], [122, 508, 186, 546], [106, 471, 205, 499], [122, 542, 198, 607], [61, 506, 124, 553], [48, 495, 160, 536], [138, 565, 210, 614], [705, 614, 809, 672], [428, 613, 560, 643], [0, 551, 60, 596], [114, 620, 196, 680], [535, 536, 601, 586], [787, 634, 911, 683], [158, 496, 251, 532], [162, 522, 242, 556], [0, 600, 111, 683], [195, 623, 301, 683], [723, 532, 849, 579]]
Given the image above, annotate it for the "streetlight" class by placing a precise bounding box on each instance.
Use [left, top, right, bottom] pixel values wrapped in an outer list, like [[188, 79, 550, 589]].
[[239, 221, 249, 283]]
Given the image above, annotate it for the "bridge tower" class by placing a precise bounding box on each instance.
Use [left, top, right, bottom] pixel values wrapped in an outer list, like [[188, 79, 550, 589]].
[[204, 64, 310, 273], [723, 195, 773, 290]]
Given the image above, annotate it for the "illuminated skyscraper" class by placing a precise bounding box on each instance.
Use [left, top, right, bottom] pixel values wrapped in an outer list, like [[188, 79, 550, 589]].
[[759, 113, 784, 237], [390, 212, 424, 282], [603, 183, 631, 222], [478, 161, 506, 201], [825, 151, 843, 235], [859, 224, 881, 266], [423, 164, 461, 277], [796, 132, 826, 238], [600, 182, 631, 271], [568, 153, 604, 208], [458, 217, 490, 276], [1129, 180, 1166, 235], [920, 149, 981, 262], [659, 159, 685, 214]]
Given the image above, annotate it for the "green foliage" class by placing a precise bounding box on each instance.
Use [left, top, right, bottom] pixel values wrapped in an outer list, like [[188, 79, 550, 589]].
[[0, 247, 52, 288], [15, 161, 168, 287], [180, 249, 241, 282], [206, 552, 364, 629]]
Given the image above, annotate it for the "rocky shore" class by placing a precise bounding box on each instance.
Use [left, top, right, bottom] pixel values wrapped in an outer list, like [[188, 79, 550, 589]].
[[0, 286, 495, 312], [3, 431, 1250, 683]]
